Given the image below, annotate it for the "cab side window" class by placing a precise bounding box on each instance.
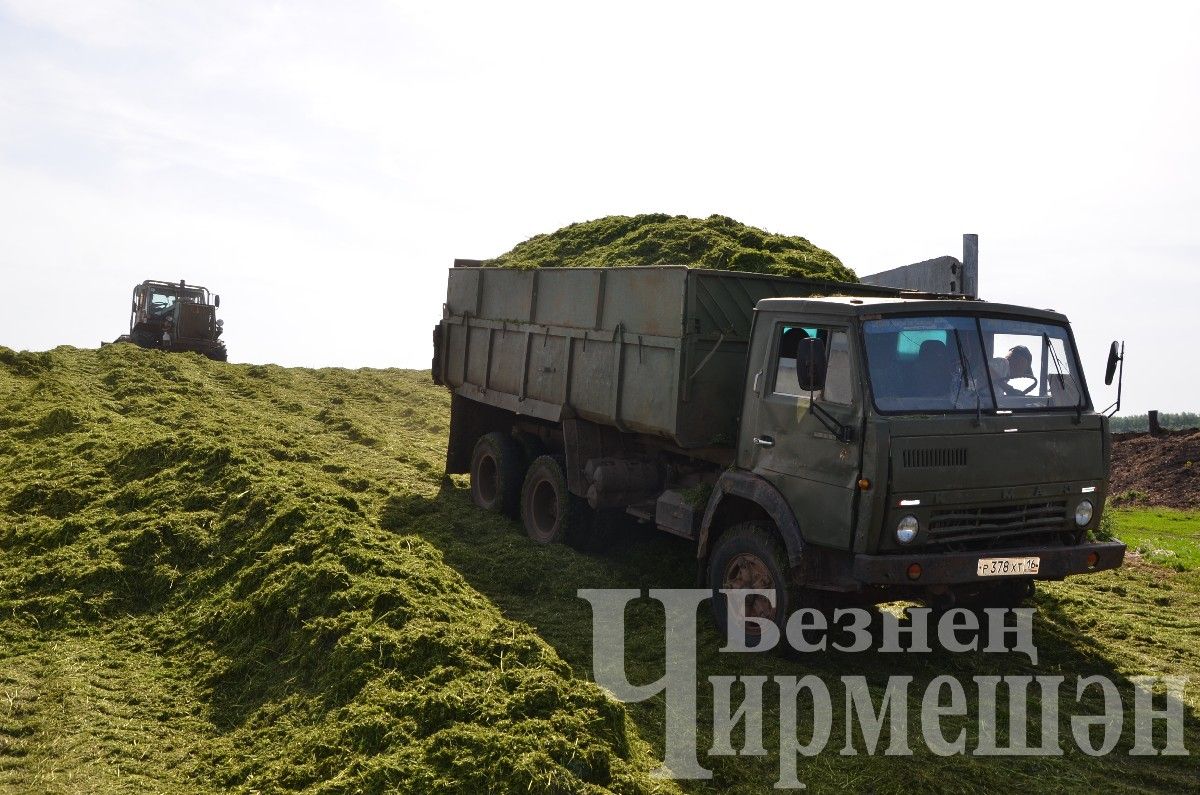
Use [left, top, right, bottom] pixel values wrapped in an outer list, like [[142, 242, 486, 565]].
[[772, 326, 809, 397], [822, 331, 852, 404], [771, 325, 850, 404]]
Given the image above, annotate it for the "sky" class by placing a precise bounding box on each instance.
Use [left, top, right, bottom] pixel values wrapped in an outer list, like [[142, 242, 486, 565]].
[[0, 1, 1197, 415]]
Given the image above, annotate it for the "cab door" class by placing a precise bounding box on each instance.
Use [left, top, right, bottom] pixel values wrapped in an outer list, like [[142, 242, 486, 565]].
[[737, 314, 864, 550]]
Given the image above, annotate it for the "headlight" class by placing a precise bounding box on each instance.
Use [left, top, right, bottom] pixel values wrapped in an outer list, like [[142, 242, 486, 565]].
[[896, 515, 919, 544], [1074, 500, 1094, 527]]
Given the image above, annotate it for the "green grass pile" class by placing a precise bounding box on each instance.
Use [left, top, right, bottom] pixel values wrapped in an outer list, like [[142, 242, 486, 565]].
[[1, 344, 1198, 794], [0, 344, 675, 794], [484, 214, 856, 282]]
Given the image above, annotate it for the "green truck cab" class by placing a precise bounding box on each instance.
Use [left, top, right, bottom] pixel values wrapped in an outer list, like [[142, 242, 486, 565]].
[[432, 263, 1125, 630], [726, 296, 1123, 619]]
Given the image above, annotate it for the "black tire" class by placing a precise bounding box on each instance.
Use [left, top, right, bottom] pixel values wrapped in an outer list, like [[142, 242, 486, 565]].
[[130, 328, 157, 348], [520, 455, 586, 545], [708, 521, 795, 648], [470, 432, 525, 517]]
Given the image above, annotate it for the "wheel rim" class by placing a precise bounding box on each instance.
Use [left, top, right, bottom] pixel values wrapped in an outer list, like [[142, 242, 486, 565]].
[[722, 553, 777, 626], [475, 454, 498, 506], [529, 478, 559, 542]]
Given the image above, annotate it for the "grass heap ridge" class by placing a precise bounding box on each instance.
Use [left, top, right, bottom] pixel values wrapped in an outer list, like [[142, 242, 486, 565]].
[[483, 214, 855, 282], [0, 344, 674, 794]]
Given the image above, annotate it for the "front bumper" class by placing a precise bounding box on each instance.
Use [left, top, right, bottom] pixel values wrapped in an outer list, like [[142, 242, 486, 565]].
[[851, 541, 1126, 585]]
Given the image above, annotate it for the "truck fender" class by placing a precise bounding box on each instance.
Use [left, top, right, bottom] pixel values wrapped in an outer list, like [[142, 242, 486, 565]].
[[697, 470, 804, 569]]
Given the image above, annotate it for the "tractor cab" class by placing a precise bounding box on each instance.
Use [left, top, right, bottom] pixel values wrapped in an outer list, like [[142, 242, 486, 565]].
[[133, 281, 214, 325]]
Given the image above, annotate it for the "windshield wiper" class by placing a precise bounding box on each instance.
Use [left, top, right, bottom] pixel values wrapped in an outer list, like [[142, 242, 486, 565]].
[[1044, 332, 1082, 423], [951, 328, 982, 426]]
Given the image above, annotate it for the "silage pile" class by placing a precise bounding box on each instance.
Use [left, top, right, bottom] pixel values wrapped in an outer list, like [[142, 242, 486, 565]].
[[0, 345, 674, 794], [485, 213, 856, 282]]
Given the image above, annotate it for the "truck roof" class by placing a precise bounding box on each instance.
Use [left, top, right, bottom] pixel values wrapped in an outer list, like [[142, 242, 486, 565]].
[[755, 295, 1069, 324]]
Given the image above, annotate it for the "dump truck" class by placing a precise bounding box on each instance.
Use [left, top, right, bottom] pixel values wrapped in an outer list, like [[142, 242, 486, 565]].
[[111, 279, 227, 361], [431, 260, 1126, 631]]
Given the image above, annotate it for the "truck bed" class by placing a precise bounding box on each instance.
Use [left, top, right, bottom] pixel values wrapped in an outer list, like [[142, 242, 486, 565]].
[[436, 264, 906, 449]]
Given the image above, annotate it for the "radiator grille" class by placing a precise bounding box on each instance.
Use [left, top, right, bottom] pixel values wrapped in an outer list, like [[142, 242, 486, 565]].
[[902, 447, 968, 468], [178, 303, 213, 339], [928, 499, 1069, 547]]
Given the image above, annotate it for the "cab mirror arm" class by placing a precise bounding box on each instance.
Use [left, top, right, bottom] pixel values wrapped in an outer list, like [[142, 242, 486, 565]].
[[1102, 340, 1125, 417], [811, 400, 856, 443], [798, 336, 854, 443]]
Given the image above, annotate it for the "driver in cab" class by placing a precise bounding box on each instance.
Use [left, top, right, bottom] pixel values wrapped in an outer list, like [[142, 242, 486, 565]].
[[1000, 345, 1036, 395]]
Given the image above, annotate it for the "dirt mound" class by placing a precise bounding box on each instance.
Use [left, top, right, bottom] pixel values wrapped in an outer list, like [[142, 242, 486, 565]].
[[485, 213, 856, 282], [1110, 428, 1200, 509]]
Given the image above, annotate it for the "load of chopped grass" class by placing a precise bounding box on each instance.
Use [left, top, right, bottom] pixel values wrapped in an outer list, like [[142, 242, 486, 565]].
[[484, 213, 856, 282], [0, 344, 677, 794]]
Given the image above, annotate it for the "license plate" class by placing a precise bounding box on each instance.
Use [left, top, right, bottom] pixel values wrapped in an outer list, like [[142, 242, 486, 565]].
[[976, 556, 1040, 577]]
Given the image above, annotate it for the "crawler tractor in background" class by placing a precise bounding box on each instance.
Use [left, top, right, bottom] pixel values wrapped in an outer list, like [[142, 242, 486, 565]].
[[111, 279, 227, 361]]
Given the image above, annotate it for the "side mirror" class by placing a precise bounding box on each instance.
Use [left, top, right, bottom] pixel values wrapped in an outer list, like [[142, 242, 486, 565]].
[[1104, 340, 1120, 386], [795, 337, 828, 392], [215, 294, 221, 308]]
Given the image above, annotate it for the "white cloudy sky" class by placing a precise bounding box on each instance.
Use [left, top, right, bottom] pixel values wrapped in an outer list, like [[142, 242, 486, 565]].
[[1, 1, 1196, 414]]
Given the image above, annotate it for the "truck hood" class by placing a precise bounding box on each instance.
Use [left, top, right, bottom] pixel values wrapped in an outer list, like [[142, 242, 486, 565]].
[[888, 423, 1106, 493]]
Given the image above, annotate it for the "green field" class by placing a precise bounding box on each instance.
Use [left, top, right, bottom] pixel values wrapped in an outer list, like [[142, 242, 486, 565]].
[[0, 345, 1196, 793], [1110, 507, 1200, 571]]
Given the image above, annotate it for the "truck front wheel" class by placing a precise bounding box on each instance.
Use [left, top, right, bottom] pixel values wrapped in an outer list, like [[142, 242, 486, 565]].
[[520, 455, 586, 545], [708, 521, 795, 647], [470, 432, 524, 517]]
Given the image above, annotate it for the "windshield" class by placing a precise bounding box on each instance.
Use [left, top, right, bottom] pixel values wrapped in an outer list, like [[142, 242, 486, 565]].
[[146, 287, 207, 316], [862, 315, 1086, 413], [148, 292, 177, 315]]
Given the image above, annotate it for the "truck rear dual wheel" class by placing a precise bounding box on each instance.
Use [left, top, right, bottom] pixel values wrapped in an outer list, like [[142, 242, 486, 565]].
[[470, 432, 525, 518], [708, 521, 796, 648], [520, 455, 587, 545]]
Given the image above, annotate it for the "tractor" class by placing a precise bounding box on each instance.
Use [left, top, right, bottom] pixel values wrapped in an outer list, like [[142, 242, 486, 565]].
[[111, 279, 227, 361]]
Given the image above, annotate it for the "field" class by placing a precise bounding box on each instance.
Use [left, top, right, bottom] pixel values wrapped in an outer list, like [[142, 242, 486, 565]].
[[1110, 508, 1200, 570], [0, 346, 1196, 793]]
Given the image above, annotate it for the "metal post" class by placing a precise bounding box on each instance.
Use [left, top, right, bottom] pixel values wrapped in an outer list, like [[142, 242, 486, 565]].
[[962, 234, 979, 298]]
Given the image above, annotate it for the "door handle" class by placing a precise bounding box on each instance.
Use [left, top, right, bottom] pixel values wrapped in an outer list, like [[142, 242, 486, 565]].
[[753, 435, 775, 448]]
